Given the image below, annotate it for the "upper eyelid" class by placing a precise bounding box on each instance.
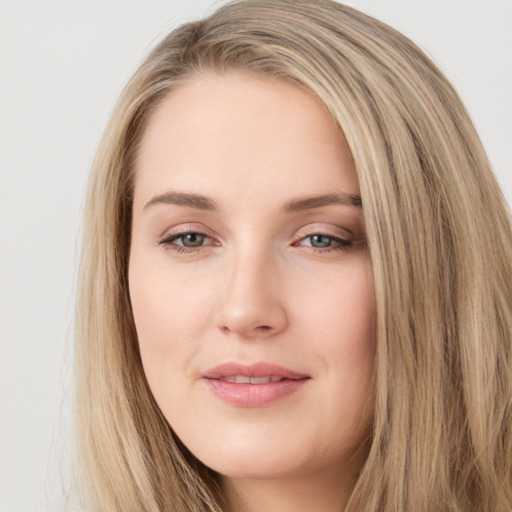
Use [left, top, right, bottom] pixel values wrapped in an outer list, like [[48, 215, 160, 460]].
[[158, 222, 361, 238], [293, 223, 357, 240], [159, 224, 215, 240]]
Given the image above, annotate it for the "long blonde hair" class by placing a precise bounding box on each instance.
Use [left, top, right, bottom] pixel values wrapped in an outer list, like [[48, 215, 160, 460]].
[[76, 1, 512, 510]]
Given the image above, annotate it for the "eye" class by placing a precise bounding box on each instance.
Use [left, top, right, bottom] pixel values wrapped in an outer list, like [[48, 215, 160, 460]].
[[176, 232, 208, 247], [295, 233, 353, 251], [310, 234, 346, 248], [159, 230, 216, 252]]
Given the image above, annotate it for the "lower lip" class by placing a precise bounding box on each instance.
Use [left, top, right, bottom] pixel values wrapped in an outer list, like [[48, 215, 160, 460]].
[[204, 378, 309, 407]]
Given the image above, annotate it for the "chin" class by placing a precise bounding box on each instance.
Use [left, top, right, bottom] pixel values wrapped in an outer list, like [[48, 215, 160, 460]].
[[181, 426, 361, 482], [204, 454, 312, 481]]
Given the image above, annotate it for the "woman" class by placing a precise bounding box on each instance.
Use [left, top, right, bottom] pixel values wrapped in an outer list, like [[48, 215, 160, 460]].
[[75, 0, 512, 510]]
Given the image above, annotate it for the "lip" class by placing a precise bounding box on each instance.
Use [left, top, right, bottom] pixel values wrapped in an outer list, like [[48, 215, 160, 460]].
[[202, 362, 310, 407]]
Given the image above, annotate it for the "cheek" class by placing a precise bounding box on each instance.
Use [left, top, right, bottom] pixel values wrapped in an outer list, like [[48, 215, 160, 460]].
[[299, 259, 375, 417], [128, 252, 206, 395], [296, 257, 374, 347], [129, 246, 211, 341]]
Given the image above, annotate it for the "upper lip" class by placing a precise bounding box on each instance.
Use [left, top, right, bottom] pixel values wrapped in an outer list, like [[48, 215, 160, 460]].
[[202, 362, 309, 380]]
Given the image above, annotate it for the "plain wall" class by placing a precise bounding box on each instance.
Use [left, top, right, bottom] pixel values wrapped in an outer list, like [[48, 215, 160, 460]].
[[0, 1, 510, 510]]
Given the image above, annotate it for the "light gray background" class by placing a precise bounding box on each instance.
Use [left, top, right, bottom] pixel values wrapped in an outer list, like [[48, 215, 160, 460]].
[[1, 1, 511, 511]]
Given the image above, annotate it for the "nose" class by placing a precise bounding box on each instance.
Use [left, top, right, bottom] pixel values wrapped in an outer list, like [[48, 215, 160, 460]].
[[214, 250, 288, 339]]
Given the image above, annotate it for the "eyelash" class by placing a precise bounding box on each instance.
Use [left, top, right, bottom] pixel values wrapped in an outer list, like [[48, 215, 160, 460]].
[[158, 229, 354, 254]]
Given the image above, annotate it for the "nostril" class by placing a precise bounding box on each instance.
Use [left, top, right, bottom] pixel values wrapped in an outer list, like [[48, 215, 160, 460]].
[[214, 300, 288, 338]]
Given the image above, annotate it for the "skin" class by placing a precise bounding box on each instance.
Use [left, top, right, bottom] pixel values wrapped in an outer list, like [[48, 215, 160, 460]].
[[129, 72, 375, 512]]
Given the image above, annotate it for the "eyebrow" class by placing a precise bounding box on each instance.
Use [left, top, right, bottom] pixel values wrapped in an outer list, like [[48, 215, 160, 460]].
[[283, 193, 362, 212], [143, 192, 217, 211], [142, 191, 362, 212]]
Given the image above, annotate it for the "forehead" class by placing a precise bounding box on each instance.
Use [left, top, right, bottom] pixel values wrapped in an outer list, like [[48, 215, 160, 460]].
[[133, 72, 358, 210]]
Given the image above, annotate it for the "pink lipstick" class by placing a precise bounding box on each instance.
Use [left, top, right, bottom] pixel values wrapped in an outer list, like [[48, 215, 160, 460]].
[[202, 362, 310, 407]]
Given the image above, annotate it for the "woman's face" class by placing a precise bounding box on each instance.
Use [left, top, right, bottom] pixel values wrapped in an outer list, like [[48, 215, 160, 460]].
[[129, 72, 374, 483]]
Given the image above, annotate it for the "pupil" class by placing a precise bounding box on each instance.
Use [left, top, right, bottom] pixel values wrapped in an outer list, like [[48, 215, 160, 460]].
[[311, 235, 331, 248], [182, 233, 204, 247]]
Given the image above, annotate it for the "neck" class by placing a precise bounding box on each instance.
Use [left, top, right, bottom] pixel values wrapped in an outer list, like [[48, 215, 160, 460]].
[[222, 464, 361, 512]]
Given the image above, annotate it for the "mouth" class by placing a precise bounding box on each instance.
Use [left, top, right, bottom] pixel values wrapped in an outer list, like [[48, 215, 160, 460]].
[[217, 375, 286, 383], [202, 362, 310, 407]]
